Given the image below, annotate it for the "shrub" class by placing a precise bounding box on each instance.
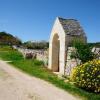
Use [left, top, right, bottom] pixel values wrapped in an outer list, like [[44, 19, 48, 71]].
[[71, 40, 95, 63], [70, 60, 100, 93], [33, 60, 44, 66]]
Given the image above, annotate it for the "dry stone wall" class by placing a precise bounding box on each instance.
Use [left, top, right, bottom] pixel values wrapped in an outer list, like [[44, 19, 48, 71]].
[[13, 46, 48, 66], [13, 45, 100, 75], [92, 47, 100, 59], [36, 50, 48, 66], [65, 47, 100, 75], [65, 47, 81, 75]]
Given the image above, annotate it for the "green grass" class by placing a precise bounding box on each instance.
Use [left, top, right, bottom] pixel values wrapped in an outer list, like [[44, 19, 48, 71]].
[[0, 46, 100, 100]]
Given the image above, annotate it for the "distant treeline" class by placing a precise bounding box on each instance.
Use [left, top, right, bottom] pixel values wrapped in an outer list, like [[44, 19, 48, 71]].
[[23, 41, 100, 49], [0, 31, 49, 49], [88, 42, 100, 48], [0, 32, 22, 45], [0, 31, 99, 49], [23, 41, 49, 49]]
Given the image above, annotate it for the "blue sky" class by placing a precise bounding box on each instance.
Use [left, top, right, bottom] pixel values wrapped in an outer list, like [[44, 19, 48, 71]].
[[0, 0, 100, 42]]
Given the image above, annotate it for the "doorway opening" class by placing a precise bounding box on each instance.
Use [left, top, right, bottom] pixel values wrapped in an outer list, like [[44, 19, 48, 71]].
[[51, 34, 60, 72]]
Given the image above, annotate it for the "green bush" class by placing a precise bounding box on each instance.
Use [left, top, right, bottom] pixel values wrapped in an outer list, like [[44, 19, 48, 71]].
[[33, 60, 44, 66], [71, 40, 94, 63], [70, 60, 100, 93]]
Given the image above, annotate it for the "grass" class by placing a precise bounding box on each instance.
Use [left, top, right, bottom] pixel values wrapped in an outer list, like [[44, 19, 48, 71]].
[[0, 46, 100, 100]]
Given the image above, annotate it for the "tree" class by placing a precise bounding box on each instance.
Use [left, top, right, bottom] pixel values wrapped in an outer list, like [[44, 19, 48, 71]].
[[23, 41, 49, 49], [0, 31, 22, 45], [88, 42, 100, 48], [71, 40, 95, 63]]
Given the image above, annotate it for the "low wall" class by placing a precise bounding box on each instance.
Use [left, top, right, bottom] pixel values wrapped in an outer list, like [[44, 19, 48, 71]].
[[65, 47, 81, 75], [12, 46, 48, 66], [65, 47, 100, 75], [13, 45, 100, 75], [36, 51, 48, 66]]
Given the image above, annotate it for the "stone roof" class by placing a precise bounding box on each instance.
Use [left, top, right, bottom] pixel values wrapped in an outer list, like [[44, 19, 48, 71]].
[[58, 17, 86, 36]]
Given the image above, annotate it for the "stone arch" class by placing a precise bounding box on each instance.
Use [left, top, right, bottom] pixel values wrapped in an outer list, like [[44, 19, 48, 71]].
[[49, 32, 66, 74], [48, 17, 87, 75]]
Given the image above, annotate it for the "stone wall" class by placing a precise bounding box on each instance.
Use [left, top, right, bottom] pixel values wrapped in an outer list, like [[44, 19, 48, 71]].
[[13, 46, 48, 66], [92, 47, 100, 59], [65, 47, 100, 75], [65, 47, 81, 75], [13, 45, 100, 75], [36, 50, 48, 66]]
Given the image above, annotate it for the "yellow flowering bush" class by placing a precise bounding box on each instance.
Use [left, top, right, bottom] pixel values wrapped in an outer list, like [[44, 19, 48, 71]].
[[70, 60, 100, 93]]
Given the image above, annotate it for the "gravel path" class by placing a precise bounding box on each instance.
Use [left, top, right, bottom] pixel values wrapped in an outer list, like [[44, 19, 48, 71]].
[[0, 60, 79, 100]]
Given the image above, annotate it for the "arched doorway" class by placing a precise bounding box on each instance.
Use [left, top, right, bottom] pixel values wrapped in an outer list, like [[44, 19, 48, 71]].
[[48, 17, 87, 75], [51, 34, 60, 72], [49, 30, 66, 74], [48, 17, 66, 75]]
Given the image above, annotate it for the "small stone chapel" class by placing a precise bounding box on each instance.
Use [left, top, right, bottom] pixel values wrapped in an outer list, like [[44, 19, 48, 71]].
[[48, 17, 87, 75]]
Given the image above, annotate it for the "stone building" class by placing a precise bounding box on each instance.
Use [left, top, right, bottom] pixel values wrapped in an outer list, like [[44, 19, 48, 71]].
[[48, 17, 87, 75]]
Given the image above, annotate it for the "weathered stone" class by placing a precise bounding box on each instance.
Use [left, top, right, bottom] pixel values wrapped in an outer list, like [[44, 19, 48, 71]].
[[92, 47, 100, 59], [48, 17, 87, 75]]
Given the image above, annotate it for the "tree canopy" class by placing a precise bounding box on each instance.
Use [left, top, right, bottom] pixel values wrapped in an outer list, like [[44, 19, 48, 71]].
[[23, 41, 49, 49], [0, 32, 22, 45], [71, 40, 95, 63]]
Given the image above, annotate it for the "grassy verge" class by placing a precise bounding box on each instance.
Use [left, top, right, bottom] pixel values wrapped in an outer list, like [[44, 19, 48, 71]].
[[0, 46, 100, 100]]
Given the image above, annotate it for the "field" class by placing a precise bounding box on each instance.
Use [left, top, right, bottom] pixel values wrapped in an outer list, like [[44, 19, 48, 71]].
[[0, 46, 100, 100]]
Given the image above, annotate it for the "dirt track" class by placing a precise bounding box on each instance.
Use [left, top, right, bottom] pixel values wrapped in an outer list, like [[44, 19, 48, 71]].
[[0, 60, 78, 100]]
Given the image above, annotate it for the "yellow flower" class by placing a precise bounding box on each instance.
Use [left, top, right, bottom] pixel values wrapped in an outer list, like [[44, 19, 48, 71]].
[[94, 68, 97, 70]]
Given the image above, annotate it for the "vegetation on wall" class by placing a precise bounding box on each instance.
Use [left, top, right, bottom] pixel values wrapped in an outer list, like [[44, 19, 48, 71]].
[[71, 40, 95, 63]]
